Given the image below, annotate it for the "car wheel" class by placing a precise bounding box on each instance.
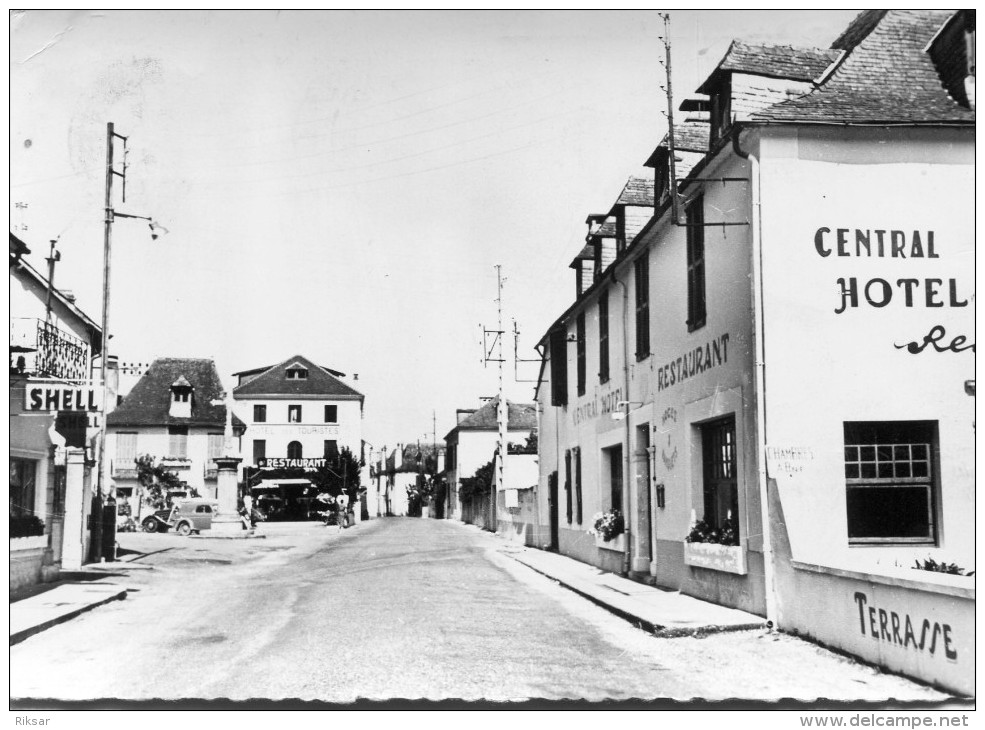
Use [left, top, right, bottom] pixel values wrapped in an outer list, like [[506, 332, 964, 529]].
[[142, 518, 159, 534], [176, 522, 192, 537]]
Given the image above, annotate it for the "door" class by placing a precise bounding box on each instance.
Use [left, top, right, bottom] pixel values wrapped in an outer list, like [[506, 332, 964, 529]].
[[548, 471, 559, 550]]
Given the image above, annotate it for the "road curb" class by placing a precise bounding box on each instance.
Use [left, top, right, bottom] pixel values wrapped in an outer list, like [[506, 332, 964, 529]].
[[500, 550, 766, 638], [9, 587, 127, 646]]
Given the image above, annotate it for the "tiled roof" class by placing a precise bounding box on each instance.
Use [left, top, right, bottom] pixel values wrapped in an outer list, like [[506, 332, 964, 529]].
[[232, 353, 363, 399], [232, 362, 345, 378], [644, 120, 711, 167], [569, 243, 595, 268], [757, 10, 975, 124], [614, 175, 654, 207], [107, 358, 245, 429], [590, 219, 617, 238], [449, 398, 537, 433], [698, 40, 839, 93]]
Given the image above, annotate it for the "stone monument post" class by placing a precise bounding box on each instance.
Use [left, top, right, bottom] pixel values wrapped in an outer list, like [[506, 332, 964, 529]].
[[209, 392, 248, 535]]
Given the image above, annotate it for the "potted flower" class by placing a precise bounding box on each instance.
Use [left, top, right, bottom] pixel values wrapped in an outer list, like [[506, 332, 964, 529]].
[[683, 510, 747, 574], [589, 509, 625, 550]]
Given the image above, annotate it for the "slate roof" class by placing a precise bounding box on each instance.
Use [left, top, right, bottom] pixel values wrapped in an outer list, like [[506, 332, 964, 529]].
[[232, 362, 345, 378], [614, 175, 655, 207], [698, 40, 840, 93], [756, 10, 975, 124], [569, 243, 595, 268], [589, 219, 617, 239], [232, 353, 364, 399], [107, 358, 245, 429], [447, 398, 537, 437]]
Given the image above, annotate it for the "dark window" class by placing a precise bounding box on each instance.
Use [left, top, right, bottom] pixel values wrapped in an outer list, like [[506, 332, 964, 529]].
[[608, 444, 623, 512], [574, 447, 583, 524], [9, 458, 37, 517], [844, 421, 937, 545], [287, 441, 303, 459], [253, 439, 266, 463], [710, 77, 732, 143], [654, 154, 669, 205], [598, 290, 609, 384], [564, 450, 573, 524], [615, 209, 626, 253], [167, 426, 189, 458], [286, 366, 308, 380], [634, 253, 650, 359], [253, 405, 266, 423], [288, 405, 302, 423], [701, 416, 738, 536], [576, 312, 586, 396], [324, 440, 339, 459], [549, 329, 568, 407], [324, 405, 338, 423], [686, 196, 707, 331]]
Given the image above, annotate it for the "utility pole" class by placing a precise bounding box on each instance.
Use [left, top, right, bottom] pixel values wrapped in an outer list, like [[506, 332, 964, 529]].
[[494, 265, 506, 530], [659, 13, 682, 225], [44, 239, 60, 324]]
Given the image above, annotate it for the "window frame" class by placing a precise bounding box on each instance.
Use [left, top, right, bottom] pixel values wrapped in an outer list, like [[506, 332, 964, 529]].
[[574, 447, 583, 524], [598, 290, 609, 384], [167, 425, 189, 459], [686, 195, 707, 332], [564, 449, 573, 524], [287, 404, 302, 423], [576, 311, 586, 396], [252, 439, 266, 463], [843, 421, 938, 546], [549, 329, 568, 407], [286, 366, 308, 380], [634, 252, 650, 360], [253, 404, 267, 423], [324, 404, 338, 423], [701, 415, 738, 536], [287, 441, 303, 460]]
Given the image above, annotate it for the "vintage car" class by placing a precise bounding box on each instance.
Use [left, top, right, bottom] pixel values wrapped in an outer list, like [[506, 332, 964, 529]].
[[141, 499, 218, 536]]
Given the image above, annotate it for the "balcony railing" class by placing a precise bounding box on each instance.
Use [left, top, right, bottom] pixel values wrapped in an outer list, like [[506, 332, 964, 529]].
[[10, 318, 90, 382], [111, 460, 138, 480]]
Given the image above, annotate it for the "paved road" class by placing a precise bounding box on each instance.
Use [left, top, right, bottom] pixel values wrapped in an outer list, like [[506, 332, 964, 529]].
[[11, 517, 944, 703]]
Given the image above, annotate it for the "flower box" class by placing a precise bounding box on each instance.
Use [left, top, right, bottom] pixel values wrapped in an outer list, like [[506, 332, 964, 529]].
[[596, 532, 626, 553], [10, 534, 49, 552], [684, 541, 747, 575]]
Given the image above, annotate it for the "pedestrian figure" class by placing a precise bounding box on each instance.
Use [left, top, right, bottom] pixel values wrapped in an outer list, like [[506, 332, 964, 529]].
[[240, 492, 254, 530]]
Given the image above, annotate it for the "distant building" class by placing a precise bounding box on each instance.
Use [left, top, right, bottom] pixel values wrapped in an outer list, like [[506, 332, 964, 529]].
[[232, 354, 364, 519], [443, 397, 536, 525], [380, 443, 444, 517], [105, 358, 245, 510]]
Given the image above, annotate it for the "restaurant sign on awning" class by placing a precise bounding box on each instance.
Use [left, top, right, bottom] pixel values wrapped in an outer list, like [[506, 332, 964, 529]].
[[256, 457, 327, 470]]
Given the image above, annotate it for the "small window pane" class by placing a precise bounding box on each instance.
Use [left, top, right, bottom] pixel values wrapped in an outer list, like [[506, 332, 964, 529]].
[[912, 461, 929, 478], [912, 444, 927, 459], [861, 463, 877, 479], [860, 446, 875, 461], [877, 463, 894, 479], [895, 462, 911, 478], [847, 486, 932, 539], [845, 464, 859, 479]]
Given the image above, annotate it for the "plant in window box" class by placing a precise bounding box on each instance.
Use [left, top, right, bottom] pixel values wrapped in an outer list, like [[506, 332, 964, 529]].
[[913, 557, 975, 577], [589, 509, 625, 542], [10, 514, 46, 538], [684, 511, 739, 546]]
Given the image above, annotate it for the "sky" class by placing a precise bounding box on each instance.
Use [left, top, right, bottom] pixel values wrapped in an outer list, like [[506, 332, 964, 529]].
[[10, 10, 861, 450]]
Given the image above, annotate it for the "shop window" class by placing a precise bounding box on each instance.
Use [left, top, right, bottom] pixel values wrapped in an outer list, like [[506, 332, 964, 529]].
[[701, 416, 738, 536], [287, 441, 303, 460], [324, 405, 338, 423], [844, 421, 937, 545], [574, 447, 583, 524], [598, 289, 609, 384], [686, 196, 707, 332], [564, 450, 573, 524], [288, 405, 302, 423], [9, 458, 37, 518], [576, 312, 586, 396], [254, 405, 266, 423], [634, 253, 650, 360], [253, 439, 266, 463], [167, 426, 189, 459], [549, 329, 568, 407]]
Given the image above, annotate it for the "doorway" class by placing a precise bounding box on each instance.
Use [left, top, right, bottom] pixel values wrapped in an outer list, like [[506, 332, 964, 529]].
[[548, 471, 559, 550]]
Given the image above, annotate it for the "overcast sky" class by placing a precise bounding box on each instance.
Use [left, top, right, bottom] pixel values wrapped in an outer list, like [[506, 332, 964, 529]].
[[10, 10, 860, 450]]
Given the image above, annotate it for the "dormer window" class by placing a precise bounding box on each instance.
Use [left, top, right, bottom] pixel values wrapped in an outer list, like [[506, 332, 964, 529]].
[[709, 76, 732, 144], [169, 376, 193, 418], [286, 364, 308, 380]]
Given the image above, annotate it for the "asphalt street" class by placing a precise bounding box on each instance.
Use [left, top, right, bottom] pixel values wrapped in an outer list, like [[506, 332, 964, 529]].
[[10, 517, 946, 703]]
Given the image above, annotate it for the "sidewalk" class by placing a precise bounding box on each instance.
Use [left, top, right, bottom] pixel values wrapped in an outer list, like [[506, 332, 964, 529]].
[[10, 580, 128, 646], [496, 542, 766, 637]]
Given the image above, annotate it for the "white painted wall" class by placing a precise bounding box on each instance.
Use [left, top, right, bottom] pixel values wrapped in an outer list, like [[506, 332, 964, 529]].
[[234, 397, 362, 465]]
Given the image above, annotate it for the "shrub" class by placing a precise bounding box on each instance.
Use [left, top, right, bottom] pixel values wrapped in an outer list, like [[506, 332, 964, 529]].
[[10, 514, 46, 538]]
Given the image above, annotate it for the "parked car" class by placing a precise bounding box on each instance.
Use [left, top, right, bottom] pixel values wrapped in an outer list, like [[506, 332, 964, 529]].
[[140, 499, 218, 536]]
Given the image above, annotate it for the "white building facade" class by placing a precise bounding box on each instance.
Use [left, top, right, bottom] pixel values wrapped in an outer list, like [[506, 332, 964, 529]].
[[535, 10, 974, 695]]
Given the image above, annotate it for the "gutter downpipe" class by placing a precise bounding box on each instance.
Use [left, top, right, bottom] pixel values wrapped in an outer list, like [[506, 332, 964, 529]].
[[610, 270, 632, 577], [733, 127, 778, 629]]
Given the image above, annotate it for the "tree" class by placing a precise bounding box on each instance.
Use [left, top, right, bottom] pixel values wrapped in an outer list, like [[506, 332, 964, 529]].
[[135, 454, 187, 509], [458, 457, 495, 501], [308, 447, 364, 504]]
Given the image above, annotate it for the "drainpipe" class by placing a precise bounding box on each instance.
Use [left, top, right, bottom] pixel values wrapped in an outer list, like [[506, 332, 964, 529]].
[[609, 271, 633, 577], [733, 128, 777, 628]]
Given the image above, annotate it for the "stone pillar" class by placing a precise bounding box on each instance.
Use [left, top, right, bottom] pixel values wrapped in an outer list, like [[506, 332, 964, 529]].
[[61, 447, 88, 571], [210, 455, 246, 534]]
